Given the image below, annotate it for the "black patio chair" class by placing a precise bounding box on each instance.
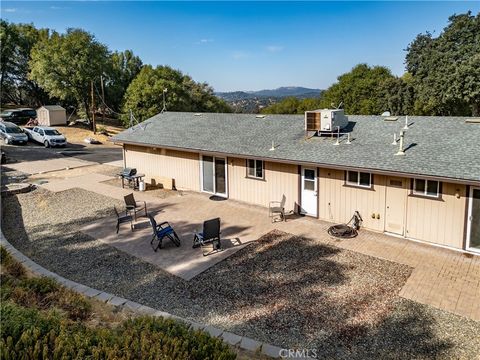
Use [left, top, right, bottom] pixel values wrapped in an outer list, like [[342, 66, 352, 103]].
[[114, 206, 133, 234], [193, 218, 222, 256], [124, 193, 147, 221], [147, 214, 181, 251]]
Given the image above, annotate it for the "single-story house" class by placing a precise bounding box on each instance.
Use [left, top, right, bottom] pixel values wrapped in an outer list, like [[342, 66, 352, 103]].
[[112, 111, 480, 254], [37, 105, 67, 126]]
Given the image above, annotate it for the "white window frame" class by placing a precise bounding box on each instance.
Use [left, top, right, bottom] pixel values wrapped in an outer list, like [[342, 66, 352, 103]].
[[246, 159, 264, 180], [412, 178, 440, 198], [346, 171, 372, 189]]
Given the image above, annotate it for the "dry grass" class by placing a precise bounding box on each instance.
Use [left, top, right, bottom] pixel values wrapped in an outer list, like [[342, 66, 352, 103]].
[[55, 123, 123, 145]]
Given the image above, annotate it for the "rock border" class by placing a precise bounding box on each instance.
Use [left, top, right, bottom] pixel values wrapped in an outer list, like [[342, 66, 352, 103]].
[[0, 232, 286, 359]]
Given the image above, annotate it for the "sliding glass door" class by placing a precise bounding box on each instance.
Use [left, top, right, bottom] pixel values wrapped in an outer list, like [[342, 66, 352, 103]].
[[467, 187, 480, 253], [201, 155, 227, 197]]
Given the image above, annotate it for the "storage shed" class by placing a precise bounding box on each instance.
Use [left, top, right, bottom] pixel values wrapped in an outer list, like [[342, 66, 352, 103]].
[[37, 105, 67, 126]]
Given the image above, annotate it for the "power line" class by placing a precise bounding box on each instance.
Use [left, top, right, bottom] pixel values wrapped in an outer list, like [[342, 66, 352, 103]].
[[92, 81, 127, 117]]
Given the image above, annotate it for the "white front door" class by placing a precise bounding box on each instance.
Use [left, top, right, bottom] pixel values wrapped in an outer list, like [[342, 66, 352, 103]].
[[467, 187, 480, 253], [301, 167, 318, 217]]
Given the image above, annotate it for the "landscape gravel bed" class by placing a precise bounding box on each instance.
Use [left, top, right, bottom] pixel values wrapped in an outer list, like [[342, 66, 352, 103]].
[[2, 188, 480, 358]]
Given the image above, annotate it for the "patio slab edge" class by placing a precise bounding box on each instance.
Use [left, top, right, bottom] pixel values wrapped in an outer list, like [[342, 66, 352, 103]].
[[0, 232, 283, 358]]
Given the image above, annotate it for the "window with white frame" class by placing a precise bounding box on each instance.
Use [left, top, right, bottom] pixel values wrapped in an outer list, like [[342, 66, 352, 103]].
[[412, 179, 440, 198], [247, 159, 264, 179], [346, 171, 372, 188]]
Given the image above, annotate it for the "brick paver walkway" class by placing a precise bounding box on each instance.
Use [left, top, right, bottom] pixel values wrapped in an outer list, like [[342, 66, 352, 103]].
[[39, 167, 480, 321]]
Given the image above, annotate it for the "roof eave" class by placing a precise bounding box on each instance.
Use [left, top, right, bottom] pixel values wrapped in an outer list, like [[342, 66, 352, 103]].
[[111, 138, 480, 186]]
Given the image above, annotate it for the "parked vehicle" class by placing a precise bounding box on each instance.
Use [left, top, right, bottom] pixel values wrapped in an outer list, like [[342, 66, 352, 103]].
[[23, 126, 67, 147], [0, 122, 28, 145], [0, 108, 37, 124]]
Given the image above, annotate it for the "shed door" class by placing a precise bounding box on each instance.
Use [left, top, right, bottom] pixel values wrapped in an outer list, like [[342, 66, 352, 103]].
[[385, 177, 407, 235]]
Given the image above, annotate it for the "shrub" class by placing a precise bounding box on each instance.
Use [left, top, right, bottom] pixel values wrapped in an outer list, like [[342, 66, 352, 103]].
[[0, 306, 236, 359], [0, 246, 12, 266], [5, 261, 26, 279], [19, 277, 60, 296], [57, 289, 92, 321]]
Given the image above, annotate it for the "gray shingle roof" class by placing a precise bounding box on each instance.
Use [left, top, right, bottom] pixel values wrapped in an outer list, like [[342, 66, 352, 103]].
[[112, 112, 480, 183]]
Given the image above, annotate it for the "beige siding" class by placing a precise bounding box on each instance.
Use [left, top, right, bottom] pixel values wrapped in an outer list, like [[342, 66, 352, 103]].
[[124, 145, 199, 191], [318, 169, 386, 231], [48, 110, 66, 125], [122, 145, 469, 250], [37, 109, 66, 126], [406, 182, 466, 249], [228, 158, 299, 211]]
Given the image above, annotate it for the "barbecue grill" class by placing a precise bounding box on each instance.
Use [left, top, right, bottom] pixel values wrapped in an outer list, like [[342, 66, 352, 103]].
[[118, 168, 145, 190]]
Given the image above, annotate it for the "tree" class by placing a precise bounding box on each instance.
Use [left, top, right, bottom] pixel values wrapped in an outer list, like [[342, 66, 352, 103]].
[[318, 64, 395, 115], [406, 11, 480, 116], [378, 73, 415, 116], [29, 28, 110, 123], [261, 96, 324, 114], [104, 50, 143, 112], [0, 20, 51, 106], [122, 65, 231, 126]]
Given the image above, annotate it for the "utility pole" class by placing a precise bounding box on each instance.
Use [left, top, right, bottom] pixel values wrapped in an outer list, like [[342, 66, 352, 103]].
[[100, 75, 105, 122], [91, 80, 96, 134]]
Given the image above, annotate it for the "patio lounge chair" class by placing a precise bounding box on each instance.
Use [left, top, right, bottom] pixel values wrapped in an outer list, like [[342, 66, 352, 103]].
[[269, 195, 286, 222], [114, 206, 133, 233], [193, 218, 222, 256], [147, 214, 181, 251], [124, 193, 147, 221]]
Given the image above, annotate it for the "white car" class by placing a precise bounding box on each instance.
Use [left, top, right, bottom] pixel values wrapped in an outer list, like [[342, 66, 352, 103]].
[[24, 126, 67, 147]]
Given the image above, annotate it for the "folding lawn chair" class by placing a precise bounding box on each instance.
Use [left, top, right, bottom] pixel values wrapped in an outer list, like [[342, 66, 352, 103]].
[[193, 218, 222, 256], [147, 214, 180, 251]]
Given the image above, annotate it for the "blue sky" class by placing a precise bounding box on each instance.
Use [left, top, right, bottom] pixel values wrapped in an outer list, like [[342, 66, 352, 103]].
[[2, 1, 479, 91]]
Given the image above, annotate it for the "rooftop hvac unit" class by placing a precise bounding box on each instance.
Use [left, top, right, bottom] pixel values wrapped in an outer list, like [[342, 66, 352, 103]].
[[305, 109, 348, 132]]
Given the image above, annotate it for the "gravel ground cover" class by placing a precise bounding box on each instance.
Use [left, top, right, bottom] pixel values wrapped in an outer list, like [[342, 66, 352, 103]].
[[2, 188, 480, 359]]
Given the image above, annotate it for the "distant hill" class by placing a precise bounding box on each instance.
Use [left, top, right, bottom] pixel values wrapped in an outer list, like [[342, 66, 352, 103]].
[[215, 86, 323, 113]]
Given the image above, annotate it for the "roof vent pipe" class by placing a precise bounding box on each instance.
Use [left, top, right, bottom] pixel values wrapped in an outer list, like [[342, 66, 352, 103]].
[[395, 130, 406, 156], [269, 141, 275, 151], [391, 133, 397, 145], [333, 126, 340, 145], [346, 133, 351, 144], [403, 115, 409, 130]]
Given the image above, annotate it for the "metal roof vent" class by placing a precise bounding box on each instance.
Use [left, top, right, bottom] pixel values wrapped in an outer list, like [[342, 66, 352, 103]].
[[465, 118, 480, 123], [194, 113, 202, 116], [384, 116, 399, 121], [256, 115, 266, 118]]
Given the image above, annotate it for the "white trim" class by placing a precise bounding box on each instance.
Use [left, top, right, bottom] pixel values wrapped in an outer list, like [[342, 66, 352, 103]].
[[246, 159, 264, 179], [466, 186, 480, 254], [346, 171, 372, 189], [199, 154, 228, 198], [300, 166, 318, 217], [412, 178, 440, 198]]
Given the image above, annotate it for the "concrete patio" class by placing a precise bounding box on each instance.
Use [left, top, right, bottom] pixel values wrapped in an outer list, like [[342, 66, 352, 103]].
[[35, 165, 480, 321]]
